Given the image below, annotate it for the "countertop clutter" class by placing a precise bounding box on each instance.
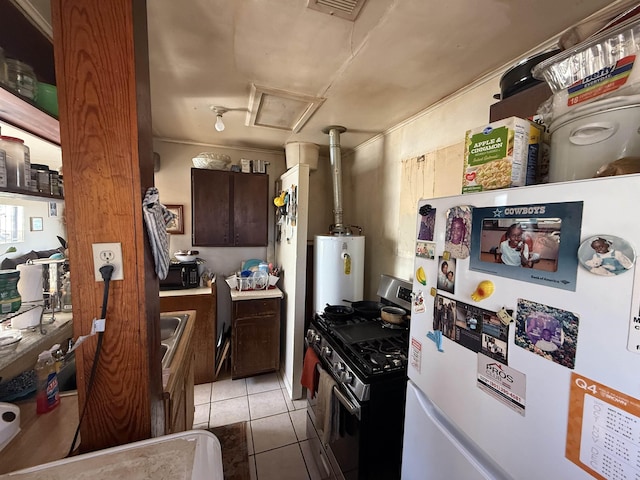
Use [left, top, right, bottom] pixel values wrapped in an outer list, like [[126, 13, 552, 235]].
[[0, 313, 73, 383]]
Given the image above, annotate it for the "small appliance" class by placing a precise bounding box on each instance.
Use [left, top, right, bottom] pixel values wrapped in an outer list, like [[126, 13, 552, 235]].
[[159, 261, 199, 290]]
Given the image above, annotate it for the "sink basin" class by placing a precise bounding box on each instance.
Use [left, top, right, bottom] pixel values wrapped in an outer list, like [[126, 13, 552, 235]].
[[160, 313, 190, 369], [160, 316, 181, 340]]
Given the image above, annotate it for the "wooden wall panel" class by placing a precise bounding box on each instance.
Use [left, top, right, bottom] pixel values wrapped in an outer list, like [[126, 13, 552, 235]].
[[51, 0, 162, 452]]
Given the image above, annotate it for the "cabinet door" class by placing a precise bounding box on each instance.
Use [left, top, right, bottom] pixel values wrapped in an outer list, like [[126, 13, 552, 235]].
[[233, 173, 268, 246], [232, 312, 280, 379], [192, 168, 231, 246]]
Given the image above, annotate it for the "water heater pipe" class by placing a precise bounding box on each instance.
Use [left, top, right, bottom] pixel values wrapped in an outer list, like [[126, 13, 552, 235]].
[[323, 125, 347, 234]]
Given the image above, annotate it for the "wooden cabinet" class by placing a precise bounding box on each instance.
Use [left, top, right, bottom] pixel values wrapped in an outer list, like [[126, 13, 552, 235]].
[[163, 309, 196, 435], [160, 282, 217, 384], [191, 168, 268, 247], [231, 297, 281, 379]]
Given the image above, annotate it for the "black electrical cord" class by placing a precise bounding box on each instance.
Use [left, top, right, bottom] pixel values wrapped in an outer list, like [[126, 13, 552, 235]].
[[66, 264, 114, 457]]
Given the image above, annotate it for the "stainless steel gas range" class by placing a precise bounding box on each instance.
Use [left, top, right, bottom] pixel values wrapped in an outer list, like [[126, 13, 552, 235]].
[[305, 274, 412, 480]]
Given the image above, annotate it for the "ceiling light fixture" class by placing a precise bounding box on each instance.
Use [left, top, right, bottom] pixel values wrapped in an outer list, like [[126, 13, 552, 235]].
[[210, 106, 228, 132]]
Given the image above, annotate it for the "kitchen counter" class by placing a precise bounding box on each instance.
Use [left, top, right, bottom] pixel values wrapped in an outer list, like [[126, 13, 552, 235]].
[[159, 285, 212, 298], [0, 392, 79, 474], [230, 286, 283, 301], [0, 312, 73, 383]]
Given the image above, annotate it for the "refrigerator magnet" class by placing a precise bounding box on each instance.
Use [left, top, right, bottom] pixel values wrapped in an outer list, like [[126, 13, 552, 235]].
[[444, 205, 472, 259], [413, 290, 426, 313], [577, 234, 635, 276], [417, 204, 436, 241]]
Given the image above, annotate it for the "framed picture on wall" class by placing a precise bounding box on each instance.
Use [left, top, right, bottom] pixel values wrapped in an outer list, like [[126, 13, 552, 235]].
[[30, 217, 43, 231], [166, 205, 184, 234]]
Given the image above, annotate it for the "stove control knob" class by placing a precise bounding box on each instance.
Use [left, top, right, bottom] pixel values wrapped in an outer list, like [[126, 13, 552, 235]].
[[334, 361, 345, 372], [339, 371, 353, 384], [322, 346, 333, 357], [306, 330, 320, 345]]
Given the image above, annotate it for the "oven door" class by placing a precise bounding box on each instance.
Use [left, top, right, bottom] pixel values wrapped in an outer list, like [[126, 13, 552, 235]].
[[327, 383, 362, 480], [307, 363, 363, 480]]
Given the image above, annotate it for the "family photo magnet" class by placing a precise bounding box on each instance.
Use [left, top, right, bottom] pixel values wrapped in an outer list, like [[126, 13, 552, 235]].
[[444, 205, 472, 259], [578, 235, 635, 276]]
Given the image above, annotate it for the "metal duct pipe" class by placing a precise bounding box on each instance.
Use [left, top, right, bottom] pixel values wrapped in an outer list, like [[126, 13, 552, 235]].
[[323, 125, 347, 235]]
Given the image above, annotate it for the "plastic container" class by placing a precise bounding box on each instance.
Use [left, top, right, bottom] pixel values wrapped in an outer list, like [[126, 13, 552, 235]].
[[5, 59, 37, 100], [36, 82, 58, 117], [533, 15, 640, 94], [35, 349, 60, 414], [285, 142, 319, 170], [0, 136, 27, 190], [0, 270, 21, 314], [549, 94, 640, 182]]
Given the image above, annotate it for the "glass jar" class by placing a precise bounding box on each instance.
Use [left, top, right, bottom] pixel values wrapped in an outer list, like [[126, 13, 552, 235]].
[[31, 164, 50, 194], [49, 169, 60, 196], [5, 59, 37, 100], [0, 270, 21, 314], [0, 136, 26, 189]]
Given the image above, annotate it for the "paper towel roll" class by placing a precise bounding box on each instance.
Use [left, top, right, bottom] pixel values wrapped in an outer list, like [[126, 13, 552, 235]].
[[17, 263, 43, 303], [11, 305, 42, 329]]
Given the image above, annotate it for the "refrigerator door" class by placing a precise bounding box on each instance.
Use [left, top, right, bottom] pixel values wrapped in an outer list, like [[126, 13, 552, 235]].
[[406, 174, 640, 480], [402, 380, 511, 480]]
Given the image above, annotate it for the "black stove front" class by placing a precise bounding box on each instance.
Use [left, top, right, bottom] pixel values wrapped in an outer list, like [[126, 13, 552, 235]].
[[306, 275, 412, 480]]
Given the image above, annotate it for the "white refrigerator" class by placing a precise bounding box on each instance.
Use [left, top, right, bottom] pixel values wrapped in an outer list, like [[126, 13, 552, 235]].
[[402, 174, 640, 480]]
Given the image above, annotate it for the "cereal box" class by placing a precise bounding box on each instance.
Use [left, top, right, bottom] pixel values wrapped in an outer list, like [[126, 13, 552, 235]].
[[462, 117, 542, 194]]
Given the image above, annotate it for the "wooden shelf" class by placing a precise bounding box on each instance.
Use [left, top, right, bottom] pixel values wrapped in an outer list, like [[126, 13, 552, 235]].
[[0, 187, 63, 201], [0, 86, 60, 146]]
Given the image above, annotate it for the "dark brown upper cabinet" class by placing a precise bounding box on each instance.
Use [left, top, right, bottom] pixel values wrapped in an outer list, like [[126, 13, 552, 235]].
[[191, 168, 268, 247]]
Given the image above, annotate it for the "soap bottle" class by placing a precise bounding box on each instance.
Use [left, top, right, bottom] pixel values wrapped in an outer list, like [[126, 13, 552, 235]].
[[35, 350, 60, 414], [49, 343, 64, 373]]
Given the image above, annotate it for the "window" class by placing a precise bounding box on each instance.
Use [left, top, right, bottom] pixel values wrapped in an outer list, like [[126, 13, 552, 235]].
[[0, 205, 25, 244]]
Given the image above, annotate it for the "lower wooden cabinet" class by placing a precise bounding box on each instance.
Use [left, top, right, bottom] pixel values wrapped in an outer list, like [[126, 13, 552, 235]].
[[231, 298, 281, 379], [165, 351, 194, 434], [160, 282, 217, 384], [163, 310, 196, 435]]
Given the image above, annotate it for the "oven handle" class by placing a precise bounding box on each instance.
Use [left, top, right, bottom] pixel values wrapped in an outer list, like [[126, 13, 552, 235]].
[[332, 385, 361, 420]]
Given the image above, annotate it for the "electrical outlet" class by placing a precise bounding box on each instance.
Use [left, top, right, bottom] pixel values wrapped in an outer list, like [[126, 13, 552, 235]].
[[92, 242, 124, 281]]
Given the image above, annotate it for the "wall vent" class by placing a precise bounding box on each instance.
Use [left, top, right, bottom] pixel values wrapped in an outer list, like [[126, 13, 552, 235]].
[[307, 0, 367, 21]]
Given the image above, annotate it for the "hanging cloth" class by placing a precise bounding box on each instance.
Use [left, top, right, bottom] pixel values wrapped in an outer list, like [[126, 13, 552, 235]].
[[142, 187, 176, 280]]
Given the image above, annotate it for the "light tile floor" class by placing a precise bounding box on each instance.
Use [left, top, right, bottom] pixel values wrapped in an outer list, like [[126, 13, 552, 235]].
[[193, 370, 322, 480]]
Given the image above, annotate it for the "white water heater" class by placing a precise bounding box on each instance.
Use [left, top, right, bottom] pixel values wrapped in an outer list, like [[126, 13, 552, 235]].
[[314, 235, 365, 313]]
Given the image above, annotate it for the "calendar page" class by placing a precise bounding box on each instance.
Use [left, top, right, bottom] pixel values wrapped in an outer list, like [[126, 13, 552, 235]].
[[566, 373, 640, 479]]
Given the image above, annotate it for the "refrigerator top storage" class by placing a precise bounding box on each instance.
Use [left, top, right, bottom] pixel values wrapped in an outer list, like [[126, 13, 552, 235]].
[[404, 174, 640, 480]]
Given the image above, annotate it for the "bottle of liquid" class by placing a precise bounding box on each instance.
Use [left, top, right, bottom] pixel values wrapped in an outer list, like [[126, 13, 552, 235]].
[[35, 350, 60, 414]]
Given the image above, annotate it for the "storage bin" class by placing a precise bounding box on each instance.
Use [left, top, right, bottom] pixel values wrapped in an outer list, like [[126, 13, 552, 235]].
[[285, 142, 319, 170], [549, 94, 640, 182]]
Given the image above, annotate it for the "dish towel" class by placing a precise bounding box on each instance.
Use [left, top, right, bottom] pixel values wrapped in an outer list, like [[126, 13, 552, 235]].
[[316, 368, 339, 445], [300, 347, 320, 398], [142, 187, 176, 280]]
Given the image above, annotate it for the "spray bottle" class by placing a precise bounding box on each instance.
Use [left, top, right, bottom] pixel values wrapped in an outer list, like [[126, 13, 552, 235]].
[[35, 349, 60, 414]]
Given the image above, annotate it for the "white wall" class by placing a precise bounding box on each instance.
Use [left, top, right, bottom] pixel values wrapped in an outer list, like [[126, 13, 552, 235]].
[[0, 197, 66, 258], [347, 75, 504, 298]]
